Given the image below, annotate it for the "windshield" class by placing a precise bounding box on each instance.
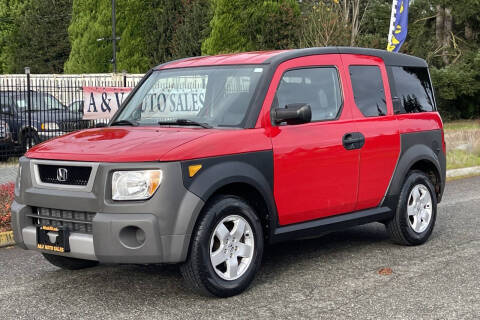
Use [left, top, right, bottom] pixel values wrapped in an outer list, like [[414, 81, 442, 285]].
[[14, 92, 65, 111], [114, 66, 265, 128]]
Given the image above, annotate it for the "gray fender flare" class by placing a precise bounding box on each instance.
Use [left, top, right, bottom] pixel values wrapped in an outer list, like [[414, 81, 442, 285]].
[[385, 144, 442, 206], [181, 155, 278, 236]]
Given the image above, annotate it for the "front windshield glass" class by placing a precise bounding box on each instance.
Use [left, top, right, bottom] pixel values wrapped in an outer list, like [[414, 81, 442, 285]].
[[14, 93, 65, 111], [115, 66, 265, 128]]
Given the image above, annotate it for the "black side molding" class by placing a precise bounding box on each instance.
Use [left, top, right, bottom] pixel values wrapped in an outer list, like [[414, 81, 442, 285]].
[[270, 207, 392, 243]]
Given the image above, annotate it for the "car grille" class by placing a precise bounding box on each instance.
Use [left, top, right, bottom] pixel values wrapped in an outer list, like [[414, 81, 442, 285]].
[[29, 207, 95, 234], [59, 120, 92, 132], [37, 164, 92, 186]]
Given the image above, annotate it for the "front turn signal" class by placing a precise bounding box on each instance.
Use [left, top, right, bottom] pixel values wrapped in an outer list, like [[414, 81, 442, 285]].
[[188, 164, 202, 177]]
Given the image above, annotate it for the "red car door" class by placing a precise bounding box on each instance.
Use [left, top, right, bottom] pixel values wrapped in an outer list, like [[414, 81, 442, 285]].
[[340, 54, 401, 211], [259, 55, 361, 226]]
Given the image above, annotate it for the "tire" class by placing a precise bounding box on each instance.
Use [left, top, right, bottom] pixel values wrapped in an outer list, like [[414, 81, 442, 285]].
[[386, 170, 437, 246], [42, 253, 99, 270], [180, 195, 264, 297], [22, 131, 39, 152]]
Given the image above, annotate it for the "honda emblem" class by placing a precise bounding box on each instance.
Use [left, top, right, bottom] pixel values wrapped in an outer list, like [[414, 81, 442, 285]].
[[57, 168, 68, 182]]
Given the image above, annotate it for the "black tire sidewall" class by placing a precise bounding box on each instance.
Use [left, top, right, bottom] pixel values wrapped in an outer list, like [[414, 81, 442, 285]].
[[23, 131, 39, 151], [397, 171, 437, 244], [193, 195, 264, 296]]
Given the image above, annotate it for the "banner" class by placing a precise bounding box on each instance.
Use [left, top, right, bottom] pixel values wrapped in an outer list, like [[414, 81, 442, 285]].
[[387, 0, 410, 52], [140, 76, 207, 121], [82, 87, 132, 120]]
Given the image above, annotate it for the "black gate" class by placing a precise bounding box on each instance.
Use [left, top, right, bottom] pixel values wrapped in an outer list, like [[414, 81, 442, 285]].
[[0, 70, 142, 161]]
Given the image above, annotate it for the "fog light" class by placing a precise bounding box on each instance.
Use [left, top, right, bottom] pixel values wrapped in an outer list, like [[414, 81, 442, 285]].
[[119, 226, 146, 249]]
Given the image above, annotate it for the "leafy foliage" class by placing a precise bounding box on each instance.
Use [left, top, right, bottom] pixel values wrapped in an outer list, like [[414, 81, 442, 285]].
[[0, 0, 72, 73], [64, 0, 112, 73], [170, 0, 213, 60], [202, 0, 300, 55], [0, 183, 14, 232]]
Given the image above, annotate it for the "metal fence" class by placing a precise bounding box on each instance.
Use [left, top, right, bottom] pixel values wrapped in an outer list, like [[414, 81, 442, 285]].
[[0, 72, 144, 161]]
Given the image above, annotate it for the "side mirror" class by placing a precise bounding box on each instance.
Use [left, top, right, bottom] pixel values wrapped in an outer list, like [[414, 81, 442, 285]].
[[272, 103, 312, 125]]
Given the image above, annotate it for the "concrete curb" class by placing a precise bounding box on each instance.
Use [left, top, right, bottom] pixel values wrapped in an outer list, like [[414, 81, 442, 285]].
[[0, 231, 15, 248], [446, 166, 480, 179]]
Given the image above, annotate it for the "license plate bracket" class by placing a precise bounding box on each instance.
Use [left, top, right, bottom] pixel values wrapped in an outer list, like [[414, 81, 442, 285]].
[[37, 226, 70, 253]]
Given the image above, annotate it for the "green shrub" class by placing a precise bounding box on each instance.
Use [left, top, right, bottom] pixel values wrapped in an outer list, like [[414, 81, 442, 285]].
[[0, 183, 14, 233]]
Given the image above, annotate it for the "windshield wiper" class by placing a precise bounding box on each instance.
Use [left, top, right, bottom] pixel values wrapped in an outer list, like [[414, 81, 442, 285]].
[[110, 120, 139, 126], [158, 119, 212, 129]]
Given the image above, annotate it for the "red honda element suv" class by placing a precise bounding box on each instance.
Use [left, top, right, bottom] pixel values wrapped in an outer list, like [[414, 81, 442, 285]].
[[12, 47, 446, 297]]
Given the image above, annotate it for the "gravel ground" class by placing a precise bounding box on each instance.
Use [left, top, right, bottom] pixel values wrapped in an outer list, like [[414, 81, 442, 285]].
[[0, 176, 479, 320], [0, 165, 17, 185]]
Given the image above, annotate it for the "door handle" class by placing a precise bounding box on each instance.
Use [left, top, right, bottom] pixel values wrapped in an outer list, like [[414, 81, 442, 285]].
[[342, 132, 365, 150]]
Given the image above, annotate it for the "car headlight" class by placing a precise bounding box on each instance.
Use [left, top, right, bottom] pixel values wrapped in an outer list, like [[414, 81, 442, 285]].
[[40, 122, 59, 131], [112, 170, 163, 200], [0, 121, 9, 138]]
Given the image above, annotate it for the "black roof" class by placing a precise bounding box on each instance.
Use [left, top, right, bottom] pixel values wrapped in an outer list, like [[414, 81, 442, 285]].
[[265, 47, 428, 68]]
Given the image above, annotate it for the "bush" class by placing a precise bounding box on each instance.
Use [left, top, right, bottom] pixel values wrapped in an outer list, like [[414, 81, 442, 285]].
[[0, 183, 14, 232]]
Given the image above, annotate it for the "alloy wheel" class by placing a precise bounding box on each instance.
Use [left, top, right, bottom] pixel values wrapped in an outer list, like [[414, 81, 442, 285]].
[[209, 215, 255, 281], [407, 184, 433, 233]]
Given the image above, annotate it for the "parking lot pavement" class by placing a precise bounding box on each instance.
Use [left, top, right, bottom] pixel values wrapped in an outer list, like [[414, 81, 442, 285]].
[[0, 165, 17, 185], [1, 176, 479, 320]]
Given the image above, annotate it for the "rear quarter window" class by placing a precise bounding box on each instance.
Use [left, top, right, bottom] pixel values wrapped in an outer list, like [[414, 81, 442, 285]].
[[349, 66, 387, 117], [391, 66, 436, 113]]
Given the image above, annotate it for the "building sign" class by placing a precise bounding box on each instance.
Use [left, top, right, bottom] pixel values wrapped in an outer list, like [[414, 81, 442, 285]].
[[82, 87, 132, 120]]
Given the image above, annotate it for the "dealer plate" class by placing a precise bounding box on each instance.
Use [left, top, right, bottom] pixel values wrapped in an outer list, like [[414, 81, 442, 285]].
[[36, 226, 70, 253]]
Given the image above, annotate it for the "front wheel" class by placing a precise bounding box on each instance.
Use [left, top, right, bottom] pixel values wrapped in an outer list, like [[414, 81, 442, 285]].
[[180, 195, 264, 297], [386, 170, 437, 245]]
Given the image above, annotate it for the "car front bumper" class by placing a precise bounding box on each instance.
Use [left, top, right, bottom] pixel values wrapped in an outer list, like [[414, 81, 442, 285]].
[[11, 157, 205, 264]]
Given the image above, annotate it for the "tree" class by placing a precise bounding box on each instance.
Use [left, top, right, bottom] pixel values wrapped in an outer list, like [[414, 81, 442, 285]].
[[202, 0, 300, 55], [64, 0, 112, 73], [300, 1, 351, 47], [66, 0, 211, 74], [0, 0, 26, 73], [300, 0, 374, 48], [0, 0, 72, 74], [116, 0, 166, 73], [117, 0, 210, 73], [170, 0, 212, 60]]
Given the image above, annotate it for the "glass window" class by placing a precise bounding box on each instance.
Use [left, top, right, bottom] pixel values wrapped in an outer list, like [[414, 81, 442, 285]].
[[13, 93, 64, 111], [116, 66, 264, 128], [273, 67, 342, 122], [391, 66, 435, 113], [349, 66, 387, 117]]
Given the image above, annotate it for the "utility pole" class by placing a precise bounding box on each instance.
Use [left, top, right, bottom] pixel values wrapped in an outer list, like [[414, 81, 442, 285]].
[[112, 0, 117, 73]]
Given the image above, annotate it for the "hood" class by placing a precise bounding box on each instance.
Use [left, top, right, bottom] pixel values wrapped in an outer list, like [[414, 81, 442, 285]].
[[26, 127, 213, 162]]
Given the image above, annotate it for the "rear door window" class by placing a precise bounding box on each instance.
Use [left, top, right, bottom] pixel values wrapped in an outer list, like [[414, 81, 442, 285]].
[[391, 66, 435, 113], [349, 66, 387, 117]]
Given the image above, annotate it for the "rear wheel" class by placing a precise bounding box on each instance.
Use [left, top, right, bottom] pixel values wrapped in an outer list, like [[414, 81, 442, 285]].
[[42, 253, 99, 270], [180, 195, 264, 297], [386, 170, 437, 245]]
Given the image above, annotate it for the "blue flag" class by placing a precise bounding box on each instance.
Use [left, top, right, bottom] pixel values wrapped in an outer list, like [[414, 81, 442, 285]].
[[387, 0, 409, 52]]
